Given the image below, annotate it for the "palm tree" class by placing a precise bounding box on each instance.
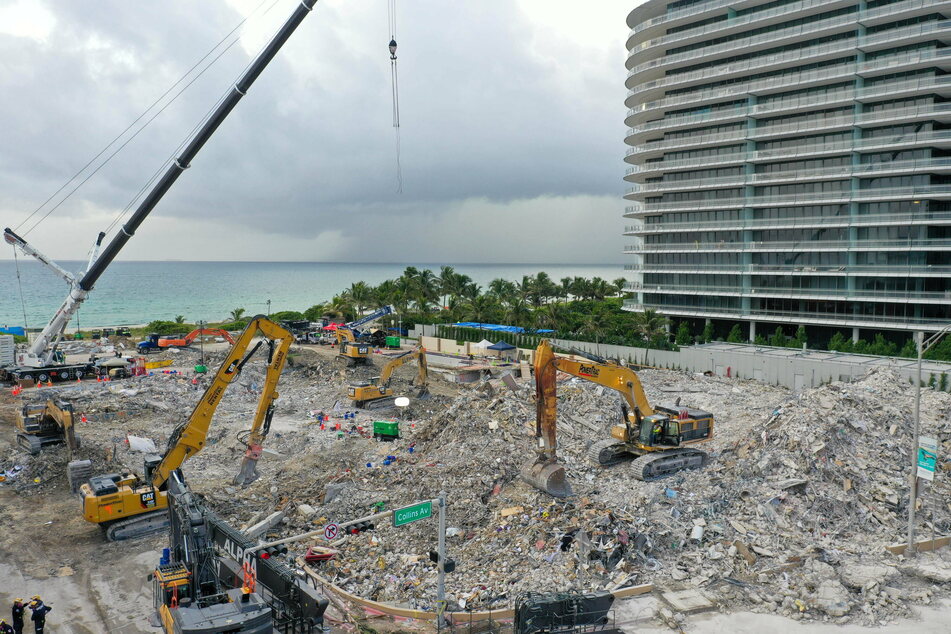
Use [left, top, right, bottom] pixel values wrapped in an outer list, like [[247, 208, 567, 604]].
[[327, 295, 356, 323], [612, 277, 628, 297], [535, 272, 556, 304], [569, 277, 590, 301], [174, 315, 186, 324], [348, 281, 373, 313], [438, 266, 456, 308], [462, 282, 482, 302], [466, 295, 498, 324], [538, 303, 567, 332], [584, 307, 611, 356], [590, 277, 610, 301], [505, 298, 532, 330], [560, 277, 572, 303], [631, 308, 670, 364], [229, 308, 246, 322]]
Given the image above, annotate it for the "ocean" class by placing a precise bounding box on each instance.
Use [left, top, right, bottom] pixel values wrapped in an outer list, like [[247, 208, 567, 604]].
[[0, 260, 624, 328]]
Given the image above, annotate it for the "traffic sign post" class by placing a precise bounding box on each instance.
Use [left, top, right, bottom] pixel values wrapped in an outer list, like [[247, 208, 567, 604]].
[[393, 501, 433, 527], [323, 523, 340, 541]]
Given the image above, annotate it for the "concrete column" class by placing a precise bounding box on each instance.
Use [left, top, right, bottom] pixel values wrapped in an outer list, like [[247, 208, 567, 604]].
[[749, 321, 756, 342], [852, 327, 860, 343]]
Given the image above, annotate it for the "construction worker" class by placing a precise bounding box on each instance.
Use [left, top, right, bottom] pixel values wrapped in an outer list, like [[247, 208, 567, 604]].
[[27, 597, 50, 634], [652, 420, 664, 445], [0, 618, 15, 634], [10, 599, 24, 634]]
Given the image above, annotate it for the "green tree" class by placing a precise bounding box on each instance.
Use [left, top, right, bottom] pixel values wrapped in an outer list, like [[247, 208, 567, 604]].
[[675, 321, 692, 346], [505, 299, 532, 329], [438, 265, 457, 308], [303, 304, 325, 322], [466, 295, 498, 324], [792, 325, 807, 348], [612, 278, 628, 297], [270, 310, 305, 322], [899, 337, 917, 358], [348, 281, 373, 313], [769, 326, 787, 348], [560, 277, 572, 302], [631, 309, 670, 364], [726, 324, 744, 343], [754, 334, 767, 346], [700, 322, 714, 343], [828, 331, 848, 352], [584, 307, 611, 355], [174, 315, 185, 324], [229, 308, 246, 322]]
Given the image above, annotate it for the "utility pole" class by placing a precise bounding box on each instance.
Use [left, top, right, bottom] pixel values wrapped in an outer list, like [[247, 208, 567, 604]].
[[266, 299, 271, 317], [199, 319, 205, 367], [908, 330, 923, 556], [907, 325, 951, 556], [437, 491, 447, 627]]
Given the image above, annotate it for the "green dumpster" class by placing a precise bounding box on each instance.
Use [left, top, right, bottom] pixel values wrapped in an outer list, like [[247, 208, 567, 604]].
[[385, 336, 401, 349], [373, 420, 400, 440]]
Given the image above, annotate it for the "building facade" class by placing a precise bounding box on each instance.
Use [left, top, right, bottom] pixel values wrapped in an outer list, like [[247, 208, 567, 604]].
[[623, 0, 951, 341]]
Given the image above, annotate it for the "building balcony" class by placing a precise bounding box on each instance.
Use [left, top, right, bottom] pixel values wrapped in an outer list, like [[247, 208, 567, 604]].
[[627, 185, 951, 211], [630, 282, 951, 304], [629, 156, 951, 191], [625, 237, 951, 253], [624, 209, 951, 234], [627, 41, 951, 115], [623, 299, 951, 329], [626, 1, 951, 74], [625, 262, 951, 276]]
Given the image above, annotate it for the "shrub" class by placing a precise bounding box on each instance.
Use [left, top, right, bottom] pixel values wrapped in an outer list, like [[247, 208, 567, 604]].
[[726, 324, 744, 343]]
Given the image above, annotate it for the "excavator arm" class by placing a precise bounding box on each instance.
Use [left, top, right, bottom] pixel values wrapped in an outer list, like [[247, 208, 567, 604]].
[[550, 356, 655, 419], [379, 345, 427, 388], [150, 316, 292, 488]]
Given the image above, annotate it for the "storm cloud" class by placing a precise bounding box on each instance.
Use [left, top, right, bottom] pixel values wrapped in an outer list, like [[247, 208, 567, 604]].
[[0, 0, 633, 263]]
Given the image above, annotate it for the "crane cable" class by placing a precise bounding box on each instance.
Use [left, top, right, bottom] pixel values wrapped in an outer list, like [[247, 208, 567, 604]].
[[104, 0, 289, 237], [11, 245, 30, 333], [388, 0, 402, 193], [15, 0, 279, 238]]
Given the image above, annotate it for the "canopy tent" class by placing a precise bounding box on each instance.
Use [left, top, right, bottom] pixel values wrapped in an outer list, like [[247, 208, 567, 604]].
[[487, 341, 517, 351], [323, 323, 341, 331], [472, 339, 494, 349]]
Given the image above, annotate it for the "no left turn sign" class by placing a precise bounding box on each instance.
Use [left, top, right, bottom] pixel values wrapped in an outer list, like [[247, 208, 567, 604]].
[[324, 523, 340, 541]]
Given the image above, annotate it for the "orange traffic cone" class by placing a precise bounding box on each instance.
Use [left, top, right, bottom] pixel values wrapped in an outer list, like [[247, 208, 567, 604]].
[[47, 381, 53, 388]]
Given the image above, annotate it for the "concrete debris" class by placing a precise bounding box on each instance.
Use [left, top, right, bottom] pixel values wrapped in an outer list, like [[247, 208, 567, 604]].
[[3, 343, 951, 627]]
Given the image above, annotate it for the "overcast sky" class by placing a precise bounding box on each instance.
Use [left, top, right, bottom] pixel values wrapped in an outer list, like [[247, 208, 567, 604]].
[[0, 0, 637, 264]]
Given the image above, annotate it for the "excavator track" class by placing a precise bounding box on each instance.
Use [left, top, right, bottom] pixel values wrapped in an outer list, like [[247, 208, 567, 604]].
[[629, 448, 709, 481], [16, 433, 43, 455], [588, 438, 630, 466], [105, 511, 170, 541]]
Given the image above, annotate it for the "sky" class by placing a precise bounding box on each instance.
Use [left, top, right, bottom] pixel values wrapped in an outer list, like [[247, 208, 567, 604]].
[[0, 0, 638, 264]]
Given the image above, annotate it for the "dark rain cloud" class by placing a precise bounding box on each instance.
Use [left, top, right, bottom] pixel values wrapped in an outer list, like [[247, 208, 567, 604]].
[[0, 0, 631, 262]]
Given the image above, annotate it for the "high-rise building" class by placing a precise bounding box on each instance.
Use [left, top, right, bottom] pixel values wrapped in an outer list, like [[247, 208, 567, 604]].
[[623, 0, 951, 342]]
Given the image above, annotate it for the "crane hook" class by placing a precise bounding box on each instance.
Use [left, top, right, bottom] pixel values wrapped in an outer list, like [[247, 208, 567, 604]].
[[389, 38, 397, 60]]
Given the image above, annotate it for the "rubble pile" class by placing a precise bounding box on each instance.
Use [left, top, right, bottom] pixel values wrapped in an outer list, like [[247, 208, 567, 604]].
[[3, 344, 950, 626]]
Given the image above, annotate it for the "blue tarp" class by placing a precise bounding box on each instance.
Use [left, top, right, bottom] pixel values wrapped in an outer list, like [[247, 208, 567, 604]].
[[487, 341, 517, 351], [0, 326, 25, 336], [450, 322, 554, 334]]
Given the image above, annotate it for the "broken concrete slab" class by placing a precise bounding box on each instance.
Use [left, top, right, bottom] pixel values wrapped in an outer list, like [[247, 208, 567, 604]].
[[660, 589, 715, 613]]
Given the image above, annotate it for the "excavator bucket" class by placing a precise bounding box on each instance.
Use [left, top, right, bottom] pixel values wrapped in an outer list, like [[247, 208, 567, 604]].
[[521, 339, 572, 498], [521, 459, 571, 498]]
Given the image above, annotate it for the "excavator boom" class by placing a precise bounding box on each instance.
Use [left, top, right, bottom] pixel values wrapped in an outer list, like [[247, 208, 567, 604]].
[[80, 316, 294, 540], [348, 345, 428, 408], [520, 340, 571, 497]]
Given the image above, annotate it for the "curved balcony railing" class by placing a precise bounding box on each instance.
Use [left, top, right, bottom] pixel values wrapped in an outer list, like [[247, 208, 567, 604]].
[[624, 209, 951, 233], [634, 186, 951, 211], [629, 283, 951, 301], [622, 299, 951, 326], [629, 45, 951, 115], [626, 49, 951, 118], [625, 262, 951, 274], [634, 157, 951, 192], [625, 237, 951, 252], [627, 3, 950, 72], [628, 0, 751, 38], [627, 130, 951, 174]]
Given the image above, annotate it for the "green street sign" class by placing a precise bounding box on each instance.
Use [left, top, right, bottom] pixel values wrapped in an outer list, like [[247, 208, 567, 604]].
[[393, 501, 433, 527]]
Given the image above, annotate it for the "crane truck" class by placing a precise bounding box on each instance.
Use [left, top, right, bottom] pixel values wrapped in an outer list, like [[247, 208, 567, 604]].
[[348, 344, 428, 408], [2, 0, 318, 384], [81, 316, 293, 540], [336, 305, 396, 365], [522, 340, 714, 497]]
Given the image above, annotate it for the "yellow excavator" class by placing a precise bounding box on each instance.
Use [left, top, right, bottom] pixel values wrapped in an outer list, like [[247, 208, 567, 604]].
[[336, 327, 371, 366], [348, 344, 428, 408], [523, 340, 714, 497], [15, 399, 79, 457], [80, 316, 293, 541]]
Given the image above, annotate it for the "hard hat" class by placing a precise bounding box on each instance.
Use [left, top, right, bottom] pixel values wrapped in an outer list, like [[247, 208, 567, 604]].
[[242, 586, 251, 594], [14, 598, 22, 602], [31, 595, 41, 601]]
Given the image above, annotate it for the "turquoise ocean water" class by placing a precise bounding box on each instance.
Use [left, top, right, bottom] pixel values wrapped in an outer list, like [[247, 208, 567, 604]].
[[0, 261, 624, 328]]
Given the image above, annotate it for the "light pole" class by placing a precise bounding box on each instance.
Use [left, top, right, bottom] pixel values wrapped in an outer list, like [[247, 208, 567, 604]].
[[907, 324, 951, 556], [266, 299, 271, 317]]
